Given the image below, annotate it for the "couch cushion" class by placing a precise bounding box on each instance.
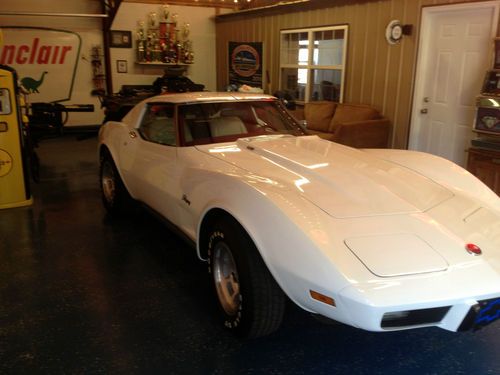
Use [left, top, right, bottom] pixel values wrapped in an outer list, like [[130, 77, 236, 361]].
[[330, 104, 380, 132], [304, 101, 337, 132]]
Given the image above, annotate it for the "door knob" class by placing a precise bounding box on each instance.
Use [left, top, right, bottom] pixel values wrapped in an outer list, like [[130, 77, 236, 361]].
[[129, 130, 137, 138], [420, 108, 428, 114], [423, 97, 430, 103]]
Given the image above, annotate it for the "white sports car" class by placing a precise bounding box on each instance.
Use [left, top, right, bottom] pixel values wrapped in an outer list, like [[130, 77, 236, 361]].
[[98, 92, 500, 338]]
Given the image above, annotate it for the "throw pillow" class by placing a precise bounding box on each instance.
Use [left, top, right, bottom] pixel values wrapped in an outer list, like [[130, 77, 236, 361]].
[[304, 101, 337, 132]]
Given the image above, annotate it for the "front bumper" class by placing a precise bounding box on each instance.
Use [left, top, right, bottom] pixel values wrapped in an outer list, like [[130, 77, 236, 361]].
[[335, 284, 500, 332], [458, 297, 500, 331]]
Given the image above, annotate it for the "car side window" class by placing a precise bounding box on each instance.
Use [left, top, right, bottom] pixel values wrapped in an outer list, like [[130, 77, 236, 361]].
[[139, 104, 176, 146]]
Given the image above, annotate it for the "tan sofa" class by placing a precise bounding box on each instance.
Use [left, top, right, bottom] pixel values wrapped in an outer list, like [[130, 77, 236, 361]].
[[292, 101, 391, 148]]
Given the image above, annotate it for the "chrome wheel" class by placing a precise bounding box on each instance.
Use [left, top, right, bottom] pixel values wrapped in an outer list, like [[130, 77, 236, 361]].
[[101, 160, 116, 205], [213, 241, 240, 316], [207, 217, 286, 337]]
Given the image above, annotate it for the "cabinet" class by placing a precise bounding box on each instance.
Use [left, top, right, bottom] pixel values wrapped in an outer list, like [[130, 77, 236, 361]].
[[467, 147, 500, 195]]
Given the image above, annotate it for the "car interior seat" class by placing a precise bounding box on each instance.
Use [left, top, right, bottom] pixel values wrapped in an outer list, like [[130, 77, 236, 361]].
[[209, 116, 247, 137]]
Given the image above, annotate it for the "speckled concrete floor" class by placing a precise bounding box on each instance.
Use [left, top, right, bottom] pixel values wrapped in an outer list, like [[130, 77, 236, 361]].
[[0, 135, 499, 374]]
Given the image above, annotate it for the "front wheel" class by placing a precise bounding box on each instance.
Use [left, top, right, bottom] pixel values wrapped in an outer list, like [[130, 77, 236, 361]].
[[207, 217, 285, 338], [99, 151, 131, 214]]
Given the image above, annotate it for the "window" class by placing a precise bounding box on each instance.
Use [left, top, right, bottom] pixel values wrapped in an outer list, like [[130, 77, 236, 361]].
[[178, 101, 305, 146], [0, 89, 12, 115], [280, 25, 348, 103], [139, 103, 176, 146]]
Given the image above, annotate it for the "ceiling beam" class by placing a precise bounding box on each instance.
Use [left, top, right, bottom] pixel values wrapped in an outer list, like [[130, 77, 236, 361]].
[[102, 0, 123, 29], [122, 0, 239, 9]]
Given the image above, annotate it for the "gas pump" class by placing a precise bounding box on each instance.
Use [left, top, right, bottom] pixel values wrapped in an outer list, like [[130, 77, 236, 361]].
[[0, 64, 33, 209]]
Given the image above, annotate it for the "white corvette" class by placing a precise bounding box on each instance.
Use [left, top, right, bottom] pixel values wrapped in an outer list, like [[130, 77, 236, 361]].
[[98, 92, 500, 338]]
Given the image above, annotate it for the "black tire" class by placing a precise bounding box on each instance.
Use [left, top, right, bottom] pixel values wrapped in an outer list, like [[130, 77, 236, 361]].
[[207, 216, 285, 338], [99, 151, 131, 214]]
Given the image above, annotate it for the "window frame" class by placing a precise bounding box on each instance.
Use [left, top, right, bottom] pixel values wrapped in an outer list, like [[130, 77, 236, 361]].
[[279, 24, 348, 103]]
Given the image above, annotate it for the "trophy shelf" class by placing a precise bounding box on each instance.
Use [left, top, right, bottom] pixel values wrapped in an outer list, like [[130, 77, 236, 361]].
[[136, 62, 190, 66]]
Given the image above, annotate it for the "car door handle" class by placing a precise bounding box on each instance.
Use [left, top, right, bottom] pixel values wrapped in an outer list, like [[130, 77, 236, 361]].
[[129, 130, 137, 138]]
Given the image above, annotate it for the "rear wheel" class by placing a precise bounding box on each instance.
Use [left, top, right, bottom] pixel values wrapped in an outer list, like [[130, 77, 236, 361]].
[[100, 151, 131, 214], [207, 216, 285, 338]]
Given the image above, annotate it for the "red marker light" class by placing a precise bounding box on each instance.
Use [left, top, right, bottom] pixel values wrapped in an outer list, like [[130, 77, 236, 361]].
[[465, 243, 482, 255]]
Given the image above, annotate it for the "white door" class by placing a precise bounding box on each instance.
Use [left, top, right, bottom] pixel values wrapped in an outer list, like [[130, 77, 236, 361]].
[[409, 2, 499, 166]]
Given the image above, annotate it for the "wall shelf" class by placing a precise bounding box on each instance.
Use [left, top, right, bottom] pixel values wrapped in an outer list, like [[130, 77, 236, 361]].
[[136, 62, 190, 77], [136, 62, 190, 66]]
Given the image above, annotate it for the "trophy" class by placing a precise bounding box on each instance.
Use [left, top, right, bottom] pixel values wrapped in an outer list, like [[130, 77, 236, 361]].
[[161, 5, 170, 22], [182, 22, 190, 41], [136, 21, 145, 40], [136, 21, 146, 62], [137, 40, 145, 62], [171, 12, 178, 25], [149, 12, 158, 28]]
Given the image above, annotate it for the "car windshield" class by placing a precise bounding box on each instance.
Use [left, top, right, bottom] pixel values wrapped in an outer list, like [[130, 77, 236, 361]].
[[178, 100, 305, 146]]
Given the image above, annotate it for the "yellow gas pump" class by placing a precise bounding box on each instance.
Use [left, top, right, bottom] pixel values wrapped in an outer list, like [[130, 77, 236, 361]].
[[0, 64, 33, 209]]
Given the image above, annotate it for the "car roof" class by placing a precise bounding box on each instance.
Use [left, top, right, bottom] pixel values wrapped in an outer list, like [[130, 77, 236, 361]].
[[144, 91, 276, 104]]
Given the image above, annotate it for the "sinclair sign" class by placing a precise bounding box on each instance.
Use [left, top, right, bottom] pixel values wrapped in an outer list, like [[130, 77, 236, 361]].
[[0, 27, 81, 102]]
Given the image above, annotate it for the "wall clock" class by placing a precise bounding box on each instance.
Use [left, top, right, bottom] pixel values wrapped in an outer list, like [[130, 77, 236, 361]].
[[386, 20, 403, 45]]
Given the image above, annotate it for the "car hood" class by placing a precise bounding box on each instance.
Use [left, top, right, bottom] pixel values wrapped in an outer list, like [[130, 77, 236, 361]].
[[196, 135, 454, 219]]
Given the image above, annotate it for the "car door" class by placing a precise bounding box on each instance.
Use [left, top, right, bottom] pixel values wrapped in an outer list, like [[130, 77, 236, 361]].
[[126, 102, 183, 223]]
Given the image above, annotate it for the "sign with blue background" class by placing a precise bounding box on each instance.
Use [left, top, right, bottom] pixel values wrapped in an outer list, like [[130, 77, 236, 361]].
[[228, 41, 263, 88]]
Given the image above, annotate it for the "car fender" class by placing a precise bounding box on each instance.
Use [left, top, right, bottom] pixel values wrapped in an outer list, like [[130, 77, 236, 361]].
[[188, 170, 355, 317], [98, 121, 127, 164], [98, 121, 137, 193], [363, 148, 500, 212], [99, 100, 146, 170]]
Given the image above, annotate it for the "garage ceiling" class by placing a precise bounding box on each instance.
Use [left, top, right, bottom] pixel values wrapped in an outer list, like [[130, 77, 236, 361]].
[[121, 0, 291, 10]]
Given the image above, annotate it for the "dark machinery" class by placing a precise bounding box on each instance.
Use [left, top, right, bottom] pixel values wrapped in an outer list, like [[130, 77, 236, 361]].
[[24, 102, 94, 182], [99, 86, 155, 123], [28, 102, 94, 144], [100, 71, 205, 123]]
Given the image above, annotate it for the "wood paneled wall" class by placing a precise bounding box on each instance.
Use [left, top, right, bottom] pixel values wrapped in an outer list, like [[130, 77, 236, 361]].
[[215, 0, 499, 149]]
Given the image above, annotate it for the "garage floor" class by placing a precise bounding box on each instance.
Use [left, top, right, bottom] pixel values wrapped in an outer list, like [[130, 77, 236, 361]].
[[1, 135, 499, 374]]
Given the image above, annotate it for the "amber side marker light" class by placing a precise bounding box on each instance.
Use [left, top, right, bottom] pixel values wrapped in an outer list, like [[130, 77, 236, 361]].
[[310, 290, 336, 306]]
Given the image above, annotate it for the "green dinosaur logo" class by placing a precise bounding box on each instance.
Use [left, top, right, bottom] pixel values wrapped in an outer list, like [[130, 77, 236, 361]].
[[21, 71, 48, 93]]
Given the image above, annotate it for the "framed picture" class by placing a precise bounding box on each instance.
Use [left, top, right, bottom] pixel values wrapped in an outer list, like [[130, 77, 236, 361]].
[[110, 30, 132, 48], [116, 60, 128, 73]]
